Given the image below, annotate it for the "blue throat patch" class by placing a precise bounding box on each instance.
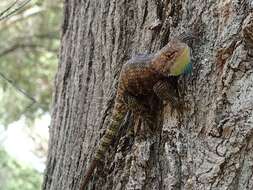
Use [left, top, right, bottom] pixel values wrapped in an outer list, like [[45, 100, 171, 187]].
[[183, 61, 193, 75]]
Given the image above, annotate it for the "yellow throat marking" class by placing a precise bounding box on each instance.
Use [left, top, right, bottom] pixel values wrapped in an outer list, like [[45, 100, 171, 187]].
[[170, 47, 190, 76]]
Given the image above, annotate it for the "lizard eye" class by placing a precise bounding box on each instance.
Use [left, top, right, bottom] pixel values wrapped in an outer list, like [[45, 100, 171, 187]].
[[166, 51, 176, 59]]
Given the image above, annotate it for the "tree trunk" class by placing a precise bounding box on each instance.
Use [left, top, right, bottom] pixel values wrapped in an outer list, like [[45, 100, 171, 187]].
[[43, 0, 253, 190]]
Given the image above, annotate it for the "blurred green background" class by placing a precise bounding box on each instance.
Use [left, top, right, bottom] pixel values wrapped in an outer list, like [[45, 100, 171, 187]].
[[0, 0, 61, 189]]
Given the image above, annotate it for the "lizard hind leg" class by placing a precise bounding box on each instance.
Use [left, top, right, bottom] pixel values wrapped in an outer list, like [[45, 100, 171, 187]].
[[124, 93, 157, 136], [124, 93, 150, 113]]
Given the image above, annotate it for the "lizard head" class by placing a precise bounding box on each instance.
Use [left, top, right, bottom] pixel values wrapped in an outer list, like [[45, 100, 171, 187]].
[[152, 39, 192, 76]]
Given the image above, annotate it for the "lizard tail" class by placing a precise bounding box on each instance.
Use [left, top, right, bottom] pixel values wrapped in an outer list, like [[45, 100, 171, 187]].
[[80, 159, 98, 190], [94, 85, 127, 162], [80, 84, 127, 189]]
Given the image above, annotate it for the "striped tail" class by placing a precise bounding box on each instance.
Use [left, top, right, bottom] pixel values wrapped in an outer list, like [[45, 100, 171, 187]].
[[80, 159, 98, 190], [80, 85, 127, 189], [94, 87, 127, 161]]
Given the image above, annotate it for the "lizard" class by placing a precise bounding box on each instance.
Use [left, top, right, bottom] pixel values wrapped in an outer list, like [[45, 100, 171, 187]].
[[80, 36, 193, 190]]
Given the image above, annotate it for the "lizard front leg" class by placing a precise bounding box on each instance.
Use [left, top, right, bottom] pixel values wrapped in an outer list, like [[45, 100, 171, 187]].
[[153, 79, 184, 115]]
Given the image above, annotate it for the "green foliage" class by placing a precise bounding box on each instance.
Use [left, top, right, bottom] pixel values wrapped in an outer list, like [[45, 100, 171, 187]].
[[0, 0, 62, 126], [0, 148, 42, 190]]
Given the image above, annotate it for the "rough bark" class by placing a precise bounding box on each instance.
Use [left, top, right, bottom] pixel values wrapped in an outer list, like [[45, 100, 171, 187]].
[[43, 0, 253, 190]]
